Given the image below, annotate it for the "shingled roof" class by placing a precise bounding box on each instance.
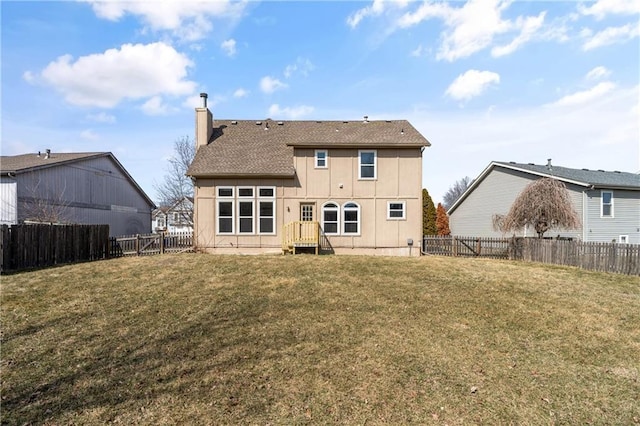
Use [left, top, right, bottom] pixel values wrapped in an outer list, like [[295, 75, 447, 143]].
[[187, 118, 430, 177], [494, 161, 640, 189], [0, 152, 106, 174]]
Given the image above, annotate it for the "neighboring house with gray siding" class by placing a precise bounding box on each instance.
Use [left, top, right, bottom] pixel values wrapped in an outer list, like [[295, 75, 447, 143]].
[[0, 151, 155, 236], [448, 161, 640, 243]]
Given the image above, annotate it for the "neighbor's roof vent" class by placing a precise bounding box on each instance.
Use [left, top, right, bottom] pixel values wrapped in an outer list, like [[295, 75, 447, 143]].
[[277, 121, 284, 125], [231, 120, 238, 125], [45, 149, 51, 159], [255, 121, 262, 125], [363, 115, 369, 123]]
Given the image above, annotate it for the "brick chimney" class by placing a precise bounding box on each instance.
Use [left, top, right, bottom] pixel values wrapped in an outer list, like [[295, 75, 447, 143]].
[[195, 93, 213, 150]]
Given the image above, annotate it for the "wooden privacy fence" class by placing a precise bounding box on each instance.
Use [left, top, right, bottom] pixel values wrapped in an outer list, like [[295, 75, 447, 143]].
[[422, 235, 510, 259], [1, 224, 110, 274], [422, 235, 640, 275], [109, 231, 193, 257]]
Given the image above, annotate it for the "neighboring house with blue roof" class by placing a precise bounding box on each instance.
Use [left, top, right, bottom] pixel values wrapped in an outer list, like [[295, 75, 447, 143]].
[[448, 160, 640, 243]]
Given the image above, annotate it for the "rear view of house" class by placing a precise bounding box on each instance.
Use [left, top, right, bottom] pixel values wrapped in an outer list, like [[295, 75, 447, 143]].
[[188, 93, 430, 255], [0, 151, 155, 236], [448, 161, 640, 243]]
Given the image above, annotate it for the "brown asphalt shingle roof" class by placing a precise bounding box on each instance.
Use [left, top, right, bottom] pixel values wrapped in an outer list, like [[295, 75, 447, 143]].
[[188, 119, 430, 177]]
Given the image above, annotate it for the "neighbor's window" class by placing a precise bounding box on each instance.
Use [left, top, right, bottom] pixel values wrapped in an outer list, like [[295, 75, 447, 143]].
[[343, 202, 360, 234], [322, 202, 339, 235], [619, 235, 628, 244], [359, 150, 377, 179], [601, 191, 613, 217], [315, 150, 328, 168], [157, 218, 165, 228], [217, 201, 234, 234], [387, 201, 406, 220]]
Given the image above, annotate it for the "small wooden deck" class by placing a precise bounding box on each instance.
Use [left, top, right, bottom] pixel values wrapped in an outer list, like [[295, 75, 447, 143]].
[[282, 221, 320, 254]]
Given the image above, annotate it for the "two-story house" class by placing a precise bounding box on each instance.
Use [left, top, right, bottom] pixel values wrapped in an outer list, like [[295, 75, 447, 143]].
[[448, 161, 640, 243], [187, 93, 430, 255], [152, 196, 193, 233]]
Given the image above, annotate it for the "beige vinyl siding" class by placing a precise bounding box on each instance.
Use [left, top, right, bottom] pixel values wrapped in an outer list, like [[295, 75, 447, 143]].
[[584, 189, 640, 243]]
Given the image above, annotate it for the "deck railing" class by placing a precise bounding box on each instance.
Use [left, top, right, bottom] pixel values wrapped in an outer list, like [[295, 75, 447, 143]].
[[282, 221, 320, 254]]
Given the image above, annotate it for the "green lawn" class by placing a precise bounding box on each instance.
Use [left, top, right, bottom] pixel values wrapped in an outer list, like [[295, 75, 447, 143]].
[[2, 254, 639, 424]]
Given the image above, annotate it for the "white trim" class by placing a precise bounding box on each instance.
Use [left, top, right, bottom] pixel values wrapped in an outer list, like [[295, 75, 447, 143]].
[[619, 235, 628, 244], [343, 201, 361, 235], [387, 201, 406, 220], [314, 149, 328, 169], [601, 190, 614, 218], [258, 199, 276, 235], [358, 150, 377, 180], [321, 201, 340, 235]]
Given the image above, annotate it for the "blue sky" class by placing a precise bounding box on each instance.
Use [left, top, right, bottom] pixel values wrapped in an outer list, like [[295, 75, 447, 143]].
[[2, 0, 639, 204]]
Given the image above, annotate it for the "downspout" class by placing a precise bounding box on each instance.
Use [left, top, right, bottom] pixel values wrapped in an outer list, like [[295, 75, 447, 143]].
[[582, 185, 594, 241]]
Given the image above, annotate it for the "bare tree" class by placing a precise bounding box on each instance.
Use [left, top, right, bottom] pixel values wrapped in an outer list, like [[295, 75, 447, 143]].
[[154, 136, 196, 225], [493, 177, 581, 238], [20, 174, 71, 224], [442, 176, 471, 210]]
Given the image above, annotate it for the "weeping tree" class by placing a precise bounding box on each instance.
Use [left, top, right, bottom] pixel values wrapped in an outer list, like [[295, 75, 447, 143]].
[[493, 177, 581, 238], [435, 202, 451, 236]]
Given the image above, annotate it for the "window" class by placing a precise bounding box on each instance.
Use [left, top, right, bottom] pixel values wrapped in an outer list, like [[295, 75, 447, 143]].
[[359, 150, 377, 179], [315, 150, 328, 168], [322, 202, 339, 234], [258, 186, 276, 234], [157, 218, 165, 228], [601, 191, 613, 217], [343, 202, 360, 234], [238, 187, 254, 198], [619, 235, 628, 244], [218, 187, 233, 198], [301, 204, 314, 222], [387, 201, 406, 220], [238, 200, 254, 233], [173, 212, 179, 221], [217, 201, 234, 234]]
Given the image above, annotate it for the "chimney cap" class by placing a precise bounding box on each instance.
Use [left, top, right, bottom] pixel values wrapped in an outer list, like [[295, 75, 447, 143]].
[[200, 93, 208, 98], [199, 93, 208, 108]]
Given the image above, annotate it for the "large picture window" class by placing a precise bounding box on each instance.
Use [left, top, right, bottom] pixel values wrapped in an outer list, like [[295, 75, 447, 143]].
[[601, 191, 613, 217], [343, 202, 360, 234], [217, 185, 275, 235], [322, 202, 339, 234], [359, 150, 376, 179]]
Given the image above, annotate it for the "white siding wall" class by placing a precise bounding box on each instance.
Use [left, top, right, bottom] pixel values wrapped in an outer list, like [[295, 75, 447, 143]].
[[0, 177, 18, 225]]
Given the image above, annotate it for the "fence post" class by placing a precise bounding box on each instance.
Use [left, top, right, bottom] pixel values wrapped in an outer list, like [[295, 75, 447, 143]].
[[452, 237, 458, 257], [160, 232, 165, 255], [136, 234, 140, 256]]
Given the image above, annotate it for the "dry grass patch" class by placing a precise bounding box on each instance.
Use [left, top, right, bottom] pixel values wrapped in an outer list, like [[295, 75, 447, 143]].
[[1, 254, 639, 424]]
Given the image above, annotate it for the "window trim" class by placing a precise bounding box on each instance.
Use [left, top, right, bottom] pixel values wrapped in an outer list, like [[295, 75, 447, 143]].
[[238, 186, 254, 198], [321, 201, 340, 235], [342, 201, 361, 235], [216, 200, 235, 234], [387, 201, 406, 220], [237, 199, 255, 234], [601, 190, 614, 218], [315, 149, 328, 169], [258, 186, 276, 198], [619, 235, 629, 244], [358, 149, 377, 180], [217, 187, 234, 198], [258, 200, 276, 235]]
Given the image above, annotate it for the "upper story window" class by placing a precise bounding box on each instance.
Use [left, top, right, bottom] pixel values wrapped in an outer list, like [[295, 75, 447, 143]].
[[387, 201, 406, 220], [315, 150, 328, 168], [359, 150, 377, 179], [601, 191, 613, 217], [238, 187, 254, 198]]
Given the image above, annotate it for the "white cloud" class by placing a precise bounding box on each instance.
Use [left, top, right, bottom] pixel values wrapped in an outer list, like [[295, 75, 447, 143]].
[[347, 0, 410, 28], [445, 70, 500, 101], [548, 82, 617, 107], [260, 76, 288, 94], [87, 112, 116, 123], [22, 71, 35, 83], [32, 42, 195, 108], [410, 44, 425, 57], [82, 0, 248, 42], [579, 0, 640, 20], [283, 57, 315, 78], [80, 129, 99, 141], [221, 39, 237, 57], [141, 96, 174, 116], [233, 88, 249, 98], [585, 66, 612, 81], [582, 23, 640, 50], [491, 12, 546, 57], [268, 104, 315, 119]]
